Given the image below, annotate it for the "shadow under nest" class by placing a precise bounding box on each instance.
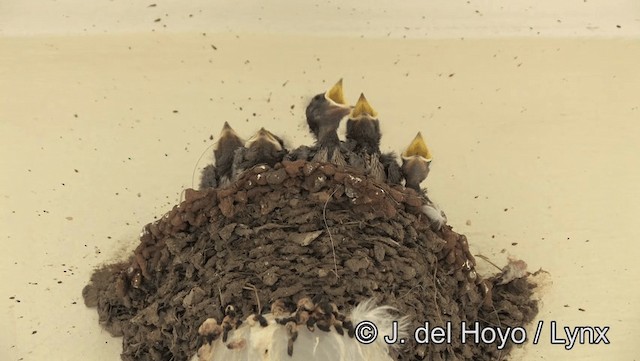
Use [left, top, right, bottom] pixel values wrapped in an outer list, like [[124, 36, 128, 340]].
[[83, 159, 539, 361]]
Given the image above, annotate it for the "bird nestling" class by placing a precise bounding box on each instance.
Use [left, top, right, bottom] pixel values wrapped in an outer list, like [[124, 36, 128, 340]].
[[345, 94, 401, 183], [245, 128, 285, 156], [346, 93, 381, 154], [305, 79, 351, 148], [232, 127, 287, 177], [401, 132, 447, 230], [401, 132, 432, 191], [200, 122, 245, 189], [215, 122, 245, 180]]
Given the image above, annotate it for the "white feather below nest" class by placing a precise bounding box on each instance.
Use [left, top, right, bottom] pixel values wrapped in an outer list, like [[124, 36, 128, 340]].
[[191, 298, 409, 361]]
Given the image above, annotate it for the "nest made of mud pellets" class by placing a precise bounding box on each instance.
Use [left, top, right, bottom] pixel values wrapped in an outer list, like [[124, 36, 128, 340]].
[[83, 158, 539, 361]]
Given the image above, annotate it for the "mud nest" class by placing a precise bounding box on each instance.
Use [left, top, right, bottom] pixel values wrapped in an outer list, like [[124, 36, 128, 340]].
[[83, 158, 539, 361]]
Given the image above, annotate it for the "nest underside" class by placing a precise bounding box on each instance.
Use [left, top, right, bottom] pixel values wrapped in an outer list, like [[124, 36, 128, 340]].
[[83, 160, 539, 361]]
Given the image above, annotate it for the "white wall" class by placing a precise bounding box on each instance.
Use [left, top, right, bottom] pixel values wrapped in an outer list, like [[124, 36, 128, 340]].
[[1, 0, 639, 37]]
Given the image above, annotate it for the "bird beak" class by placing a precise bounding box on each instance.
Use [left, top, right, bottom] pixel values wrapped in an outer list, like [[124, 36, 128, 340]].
[[220, 121, 241, 139], [350, 93, 378, 119], [324, 78, 347, 106], [215, 121, 244, 152], [246, 128, 283, 150], [402, 132, 432, 161]]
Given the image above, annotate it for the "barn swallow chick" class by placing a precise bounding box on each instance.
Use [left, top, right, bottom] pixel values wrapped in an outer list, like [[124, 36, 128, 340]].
[[401, 132, 433, 191], [232, 128, 287, 176], [345, 96, 402, 184], [215, 122, 245, 178], [346, 93, 381, 154], [246, 127, 284, 148], [245, 127, 286, 165], [344, 94, 388, 181], [305, 79, 351, 148], [199, 122, 244, 189]]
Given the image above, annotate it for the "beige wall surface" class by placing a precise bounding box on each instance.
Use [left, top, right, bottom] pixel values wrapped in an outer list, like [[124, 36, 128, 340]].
[[1, 1, 639, 361], [1, 0, 640, 37]]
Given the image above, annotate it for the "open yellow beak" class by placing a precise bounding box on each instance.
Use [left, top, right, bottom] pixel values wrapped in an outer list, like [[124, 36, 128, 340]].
[[324, 78, 347, 105], [403, 132, 432, 161], [350, 93, 378, 118]]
